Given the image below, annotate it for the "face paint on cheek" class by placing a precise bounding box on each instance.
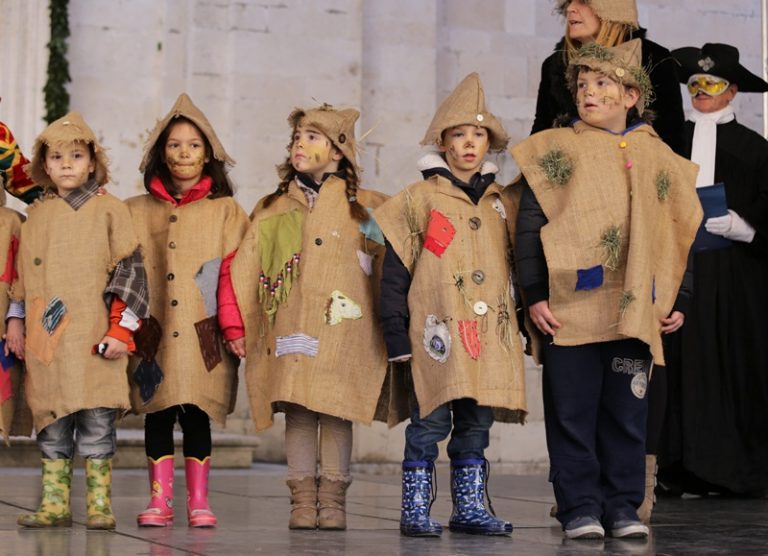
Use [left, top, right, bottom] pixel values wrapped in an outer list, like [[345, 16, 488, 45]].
[[600, 95, 619, 106], [303, 143, 330, 165], [166, 150, 206, 179]]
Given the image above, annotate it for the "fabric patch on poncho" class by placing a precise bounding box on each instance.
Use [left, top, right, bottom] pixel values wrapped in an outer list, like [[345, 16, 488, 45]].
[[423, 209, 455, 257], [360, 208, 385, 245], [325, 290, 362, 325], [26, 297, 70, 366], [423, 315, 451, 363], [258, 209, 304, 323], [194, 316, 223, 371], [42, 297, 67, 335], [0, 341, 14, 404], [276, 334, 319, 357], [458, 319, 481, 360], [0, 235, 18, 284], [133, 360, 164, 404], [576, 265, 604, 291], [356, 250, 373, 276], [195, 258, 222, 318]]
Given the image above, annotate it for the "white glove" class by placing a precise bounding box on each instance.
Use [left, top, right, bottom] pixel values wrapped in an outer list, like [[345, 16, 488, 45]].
[[705, 209, 756, 243]]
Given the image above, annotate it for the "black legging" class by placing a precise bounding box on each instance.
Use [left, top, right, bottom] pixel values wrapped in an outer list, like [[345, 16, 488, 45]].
[[144, 404, 212, 460]]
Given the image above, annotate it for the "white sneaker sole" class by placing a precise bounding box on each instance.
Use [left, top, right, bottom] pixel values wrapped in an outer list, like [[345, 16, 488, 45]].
[[565, 523, 605, 539], [611, 523, 649, 538]]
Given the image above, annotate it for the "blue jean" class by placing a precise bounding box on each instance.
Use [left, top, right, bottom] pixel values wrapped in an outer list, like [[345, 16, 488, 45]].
[[543, 339, 650, 526], [404, 398, 494, 463], [36, 408, 118, 460]]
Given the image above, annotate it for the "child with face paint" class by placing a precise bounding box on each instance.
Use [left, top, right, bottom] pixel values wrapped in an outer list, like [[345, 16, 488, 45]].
[[512, 40, 701, 540], [374, 73, 526, 538], [655, 44, 768, 499], [127, 94, 248, 528], [219, 104, 389, 530], [7, 112, 149, 530]]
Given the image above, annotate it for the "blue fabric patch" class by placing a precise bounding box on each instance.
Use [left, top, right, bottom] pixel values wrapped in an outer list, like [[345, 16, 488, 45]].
[[41, 297, 67, 335], [359, 209, 385, 245], [575, 265, 604, 291], [0, 340, 15, 370], [133, 359, 164, 404]]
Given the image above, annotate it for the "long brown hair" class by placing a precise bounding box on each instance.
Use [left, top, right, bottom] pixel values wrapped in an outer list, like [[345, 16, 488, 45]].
[[142, 116, 234, 199], [563, 20, 632, 63], [262, 132, 369, 222]]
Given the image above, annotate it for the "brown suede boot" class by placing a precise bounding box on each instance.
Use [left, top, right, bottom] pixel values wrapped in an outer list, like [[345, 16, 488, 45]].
[[317, 477, 351, 530], [638, 455, 657, 524], [287, 477, 317, 529]]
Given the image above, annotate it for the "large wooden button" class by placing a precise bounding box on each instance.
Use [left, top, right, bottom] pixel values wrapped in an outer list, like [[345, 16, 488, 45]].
[[469, 217, 481, 230], [167, 273, 175, 281], [472, 270, 485, 285], [315, 238, 323, 246], [170, 299, 178, 306], [172, 331, 179, 338], [473, 301, 488, 316], [33, 257, 42, 266], [169, 215, 178, 223]]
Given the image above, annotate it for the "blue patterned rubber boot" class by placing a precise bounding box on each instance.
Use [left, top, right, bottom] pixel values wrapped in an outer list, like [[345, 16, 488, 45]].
[[400, 461, 442, 537], [449, 458, 513, 535]]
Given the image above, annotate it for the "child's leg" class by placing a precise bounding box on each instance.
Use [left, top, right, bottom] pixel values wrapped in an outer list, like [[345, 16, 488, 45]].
[[542, 343, 603, 526], [284, 403, 320, 529], [138, 407, 177, 527], [178, 404, 216, 527], [317, 413, 352, 529], [597, 339, 650, 532], [76, 408, 118, 530], [18, 415, 75, 527], [400, 403, 451, 537], [446, 400, 511, 535]]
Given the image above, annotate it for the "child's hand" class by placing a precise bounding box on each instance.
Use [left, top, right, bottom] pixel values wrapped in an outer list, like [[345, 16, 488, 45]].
[[660, 311, 684, 334], [225, 337, 246, 358], [529, 300, 561, 336], [4, 317, 25, 360], [98, 336, 129, 359]]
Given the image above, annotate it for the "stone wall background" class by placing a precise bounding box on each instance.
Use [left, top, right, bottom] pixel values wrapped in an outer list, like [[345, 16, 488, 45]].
[[0, 0, 764, 470]]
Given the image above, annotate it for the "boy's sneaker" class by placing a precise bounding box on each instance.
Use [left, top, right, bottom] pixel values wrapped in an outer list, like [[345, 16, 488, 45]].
[[564, 516, 605, 539], [609, 519, 649, 539]]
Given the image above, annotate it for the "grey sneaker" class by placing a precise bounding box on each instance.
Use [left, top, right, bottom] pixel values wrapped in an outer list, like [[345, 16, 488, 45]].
[[610, 519, 649, 539], [564, 516, 605, 539]]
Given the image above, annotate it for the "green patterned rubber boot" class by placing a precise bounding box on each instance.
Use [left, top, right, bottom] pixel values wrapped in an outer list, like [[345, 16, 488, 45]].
[[86, 458, 116, 530], [17, 459, 73, 528]]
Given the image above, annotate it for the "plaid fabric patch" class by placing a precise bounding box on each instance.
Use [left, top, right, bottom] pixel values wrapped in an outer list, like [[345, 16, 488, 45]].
[[105, 248, 149, 318], [62, 178, 101, 210], [296, 179, 319, 209]]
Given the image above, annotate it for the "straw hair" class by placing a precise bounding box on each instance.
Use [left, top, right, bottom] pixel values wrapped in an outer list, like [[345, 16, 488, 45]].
[[25, 112, 110, 190], [421, 73, 509, 152], [140, 93, 234, 172]]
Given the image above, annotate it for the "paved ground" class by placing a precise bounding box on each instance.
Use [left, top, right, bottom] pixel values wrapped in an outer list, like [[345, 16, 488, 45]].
[[1, 463, 767, 555]]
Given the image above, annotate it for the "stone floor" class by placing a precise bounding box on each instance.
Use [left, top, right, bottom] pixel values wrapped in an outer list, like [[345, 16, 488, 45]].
[[1, 463, 767, 555]]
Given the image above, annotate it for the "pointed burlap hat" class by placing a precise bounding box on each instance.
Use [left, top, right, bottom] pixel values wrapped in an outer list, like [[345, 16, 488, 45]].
[[567, 38, 653, 115], [557, 0, 638, 28], [139, 93, 234, 172], [25, 111, 110, 190], [421, 73, 509, 152], [287, 104, 360, 172]]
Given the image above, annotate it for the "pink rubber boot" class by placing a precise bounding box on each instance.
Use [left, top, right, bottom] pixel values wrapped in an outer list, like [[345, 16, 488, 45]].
[[137, 456, 175, 527], [185, 457, 217, 528]]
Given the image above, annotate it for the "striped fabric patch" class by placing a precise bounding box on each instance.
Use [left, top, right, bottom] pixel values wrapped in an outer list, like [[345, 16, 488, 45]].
[[275, 334, 319, 358], [41, 297, 67, 335]]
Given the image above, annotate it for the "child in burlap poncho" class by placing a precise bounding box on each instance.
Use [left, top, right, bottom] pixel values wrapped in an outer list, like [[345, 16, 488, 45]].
[[374, 73, 526, 538], [219, 104, 389, 530], [6, 112, 149, 530], [513, 40, 701, 540], [128, 93, 248, 528]]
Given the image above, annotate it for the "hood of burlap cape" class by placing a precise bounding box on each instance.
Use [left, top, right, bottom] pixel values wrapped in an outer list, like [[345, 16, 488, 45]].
[[25, 112, 110, 191], [285, 105, 361, 174], [511, 121, 701, 364], [556, 0, 638, 28], [139, 93, 234, 172], [566, 39, 652, 116], [421, 73, 509, 152]]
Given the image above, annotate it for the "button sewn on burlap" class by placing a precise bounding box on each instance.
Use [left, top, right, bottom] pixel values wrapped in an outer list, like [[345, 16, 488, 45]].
[[468, 217, 481, 230]]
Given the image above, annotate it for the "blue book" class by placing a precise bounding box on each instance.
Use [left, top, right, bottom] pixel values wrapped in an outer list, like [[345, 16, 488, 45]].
[[693, 183, 732, 252]]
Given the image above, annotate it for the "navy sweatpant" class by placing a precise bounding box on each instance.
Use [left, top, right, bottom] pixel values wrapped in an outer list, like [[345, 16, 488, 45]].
[[543, 339, 651, 526]]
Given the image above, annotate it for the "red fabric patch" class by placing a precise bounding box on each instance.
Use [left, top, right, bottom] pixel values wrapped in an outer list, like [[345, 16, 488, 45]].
[[423, 209, 455, 257], [0, 235, 19, 284], [458, 320, 481, 360], [0, 369, 10, 404], [149, 175, 212, 206]]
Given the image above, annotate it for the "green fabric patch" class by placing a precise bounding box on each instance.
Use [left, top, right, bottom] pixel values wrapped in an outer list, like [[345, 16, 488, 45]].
[[258, 209, 304, 322]]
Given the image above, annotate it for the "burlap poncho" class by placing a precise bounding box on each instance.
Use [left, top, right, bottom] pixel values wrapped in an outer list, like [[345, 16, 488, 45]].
[[375, 177, 527, 424], [0, 207, 31, 443], [511, 121, 701, 364], [230, 177, 389, 431], [13, 193, 139, 432], [126, 194, 247, 424]]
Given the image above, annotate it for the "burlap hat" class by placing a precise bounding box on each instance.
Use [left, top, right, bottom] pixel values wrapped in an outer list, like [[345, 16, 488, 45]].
[[288, 104, 360, 172], [139, 93, 234, 172], [25, 112, 110, 190], [556, 0, 638, 28], [421, 73, 509, 152], [567, 38, 653, 115], [672, 43, 768, 93]]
